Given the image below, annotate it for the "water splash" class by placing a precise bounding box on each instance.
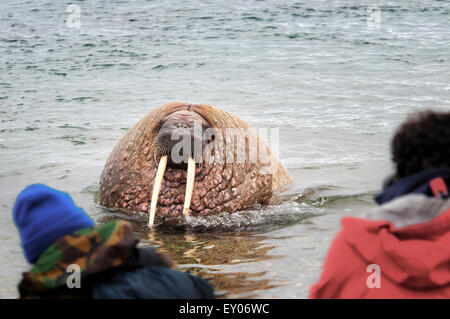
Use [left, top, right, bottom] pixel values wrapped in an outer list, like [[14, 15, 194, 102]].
[[96, 199, 324, 233]]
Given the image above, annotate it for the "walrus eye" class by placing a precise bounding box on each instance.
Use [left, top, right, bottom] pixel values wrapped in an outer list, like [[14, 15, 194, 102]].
[[155, 119, 164, 130]]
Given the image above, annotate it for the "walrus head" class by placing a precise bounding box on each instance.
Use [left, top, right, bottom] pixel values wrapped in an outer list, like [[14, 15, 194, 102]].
[[98, 102, 293, 226], [153, 110, 211, 169]]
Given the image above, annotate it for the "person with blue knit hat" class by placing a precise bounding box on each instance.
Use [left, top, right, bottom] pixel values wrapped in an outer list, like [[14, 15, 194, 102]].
[[14, 184, 94, 263], [13, 184, 215, 299]]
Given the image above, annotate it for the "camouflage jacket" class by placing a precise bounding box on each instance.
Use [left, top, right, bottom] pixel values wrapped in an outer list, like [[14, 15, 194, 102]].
[[18, 220, 138, 299]]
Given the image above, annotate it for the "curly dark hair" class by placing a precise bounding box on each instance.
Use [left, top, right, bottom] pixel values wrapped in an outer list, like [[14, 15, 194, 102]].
[[391, 110, 450, 178]]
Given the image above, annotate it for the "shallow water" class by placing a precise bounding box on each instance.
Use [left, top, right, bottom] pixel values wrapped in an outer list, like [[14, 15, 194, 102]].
[[1, 0, 449, 298]]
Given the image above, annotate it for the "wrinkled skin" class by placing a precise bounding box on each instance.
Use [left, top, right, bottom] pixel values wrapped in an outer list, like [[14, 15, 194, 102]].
[[98, 102, 293, 221]]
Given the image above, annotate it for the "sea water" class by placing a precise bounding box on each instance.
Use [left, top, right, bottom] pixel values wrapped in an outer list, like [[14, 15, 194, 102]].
[[0, 0, 449, 298]]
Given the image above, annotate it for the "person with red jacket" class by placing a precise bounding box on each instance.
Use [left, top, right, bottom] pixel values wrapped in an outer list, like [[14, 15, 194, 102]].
[[310, 110, 450, 299]]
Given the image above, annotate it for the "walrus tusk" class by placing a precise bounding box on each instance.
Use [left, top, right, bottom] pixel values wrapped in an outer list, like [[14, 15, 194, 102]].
[[183, 157, 196, 216], [148, 155, 168, 227]]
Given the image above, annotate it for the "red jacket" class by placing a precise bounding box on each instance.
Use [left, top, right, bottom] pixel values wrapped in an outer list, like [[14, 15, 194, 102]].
[[310, 194, 450, 299]]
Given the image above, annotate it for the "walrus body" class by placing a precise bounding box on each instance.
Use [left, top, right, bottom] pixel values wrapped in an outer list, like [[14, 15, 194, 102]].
[[99, 102, 293, 223]]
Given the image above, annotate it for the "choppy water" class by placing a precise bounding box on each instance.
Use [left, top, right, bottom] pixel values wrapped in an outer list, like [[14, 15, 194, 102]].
[[1, 0, 449, 298]]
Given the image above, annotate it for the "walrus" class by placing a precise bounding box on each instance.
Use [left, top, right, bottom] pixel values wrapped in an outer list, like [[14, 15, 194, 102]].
[[98, 102, 293, 226]]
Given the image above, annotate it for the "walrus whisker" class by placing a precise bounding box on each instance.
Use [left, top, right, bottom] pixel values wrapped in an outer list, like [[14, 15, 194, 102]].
[[150, 140, 159, 163], [183, 156, 196, 216], [148, 155, 168, 227]]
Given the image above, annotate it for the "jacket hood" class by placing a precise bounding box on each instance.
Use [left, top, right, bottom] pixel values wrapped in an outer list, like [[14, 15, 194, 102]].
[[374, 168, 450, 205], [342, 195, 450, 289]]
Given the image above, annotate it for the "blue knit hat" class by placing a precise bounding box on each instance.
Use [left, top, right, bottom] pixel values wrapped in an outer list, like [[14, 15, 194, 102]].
[[13, 184, 94, 263]]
